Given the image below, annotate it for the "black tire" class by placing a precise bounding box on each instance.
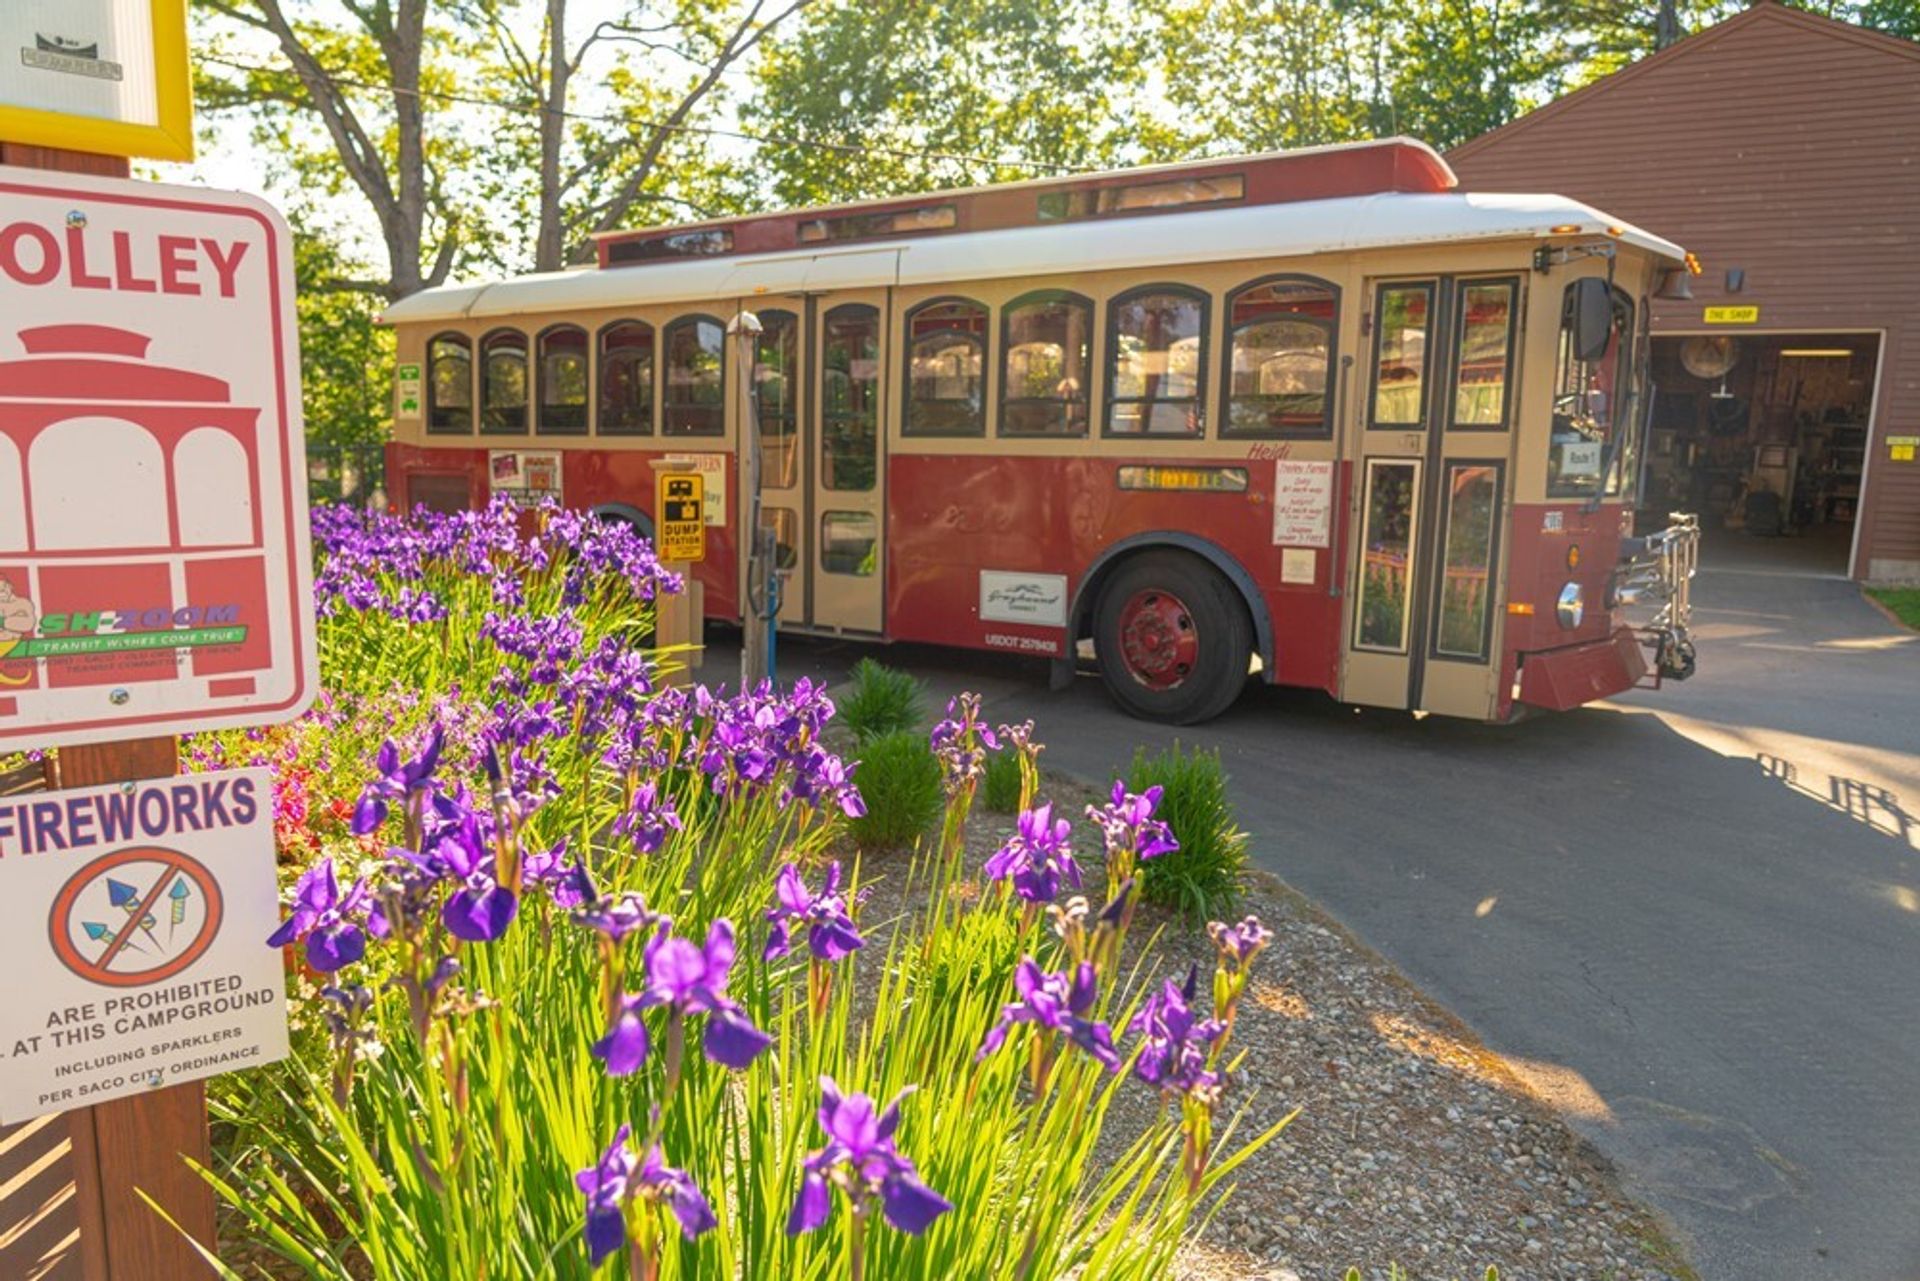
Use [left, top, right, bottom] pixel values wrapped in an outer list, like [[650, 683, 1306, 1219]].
[[1091, 550, 1252, 725]]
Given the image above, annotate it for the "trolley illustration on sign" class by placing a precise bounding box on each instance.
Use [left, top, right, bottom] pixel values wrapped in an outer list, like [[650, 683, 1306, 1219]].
[[0, 323, 276, 716]]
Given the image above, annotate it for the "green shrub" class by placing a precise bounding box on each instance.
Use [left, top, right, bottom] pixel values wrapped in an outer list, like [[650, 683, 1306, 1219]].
[[847, 728, 944, 851], [837, 658, 926, 743], [982, 748, 1022, 813], [1129, 741, 1246, 924]]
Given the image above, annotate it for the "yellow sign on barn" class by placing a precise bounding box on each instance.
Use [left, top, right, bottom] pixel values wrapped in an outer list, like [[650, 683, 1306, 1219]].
[[1703, 305, 1759, 325], [656, 471, 706, 563]]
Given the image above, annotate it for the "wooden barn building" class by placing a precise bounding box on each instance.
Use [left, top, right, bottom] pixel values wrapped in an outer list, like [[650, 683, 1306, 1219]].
[[1450, 2, 1920, 582]]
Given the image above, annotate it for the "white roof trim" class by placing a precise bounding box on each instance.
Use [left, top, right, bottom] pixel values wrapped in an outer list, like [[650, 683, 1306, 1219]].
[[381, 191, 1685, 326]]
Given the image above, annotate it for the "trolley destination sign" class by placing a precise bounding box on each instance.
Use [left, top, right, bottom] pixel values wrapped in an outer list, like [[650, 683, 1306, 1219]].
[[0, 767, 288, 1122], [0, 166, 317, 750]]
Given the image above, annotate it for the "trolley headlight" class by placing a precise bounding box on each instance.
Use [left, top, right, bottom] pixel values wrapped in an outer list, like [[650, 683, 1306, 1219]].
[[1557, 581, 1585, 629]]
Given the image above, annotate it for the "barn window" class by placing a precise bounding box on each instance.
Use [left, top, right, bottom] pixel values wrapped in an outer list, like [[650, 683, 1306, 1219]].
[[427, 332, 473, 434], [480, 328, 529, 434], [1223, 276, 1337, 438], [904, 298, 987, 437], [1001, 291, 1090, 437], [537, 324, 589, 434], [597, 321, 654, 435], [663, 316, 725, 437], [1106, 284, 1207, 437]]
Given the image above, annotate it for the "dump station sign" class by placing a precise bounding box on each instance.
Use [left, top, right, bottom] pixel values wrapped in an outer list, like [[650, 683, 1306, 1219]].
[[0, 166, 316, 749], [0, 767, 287, 1122]]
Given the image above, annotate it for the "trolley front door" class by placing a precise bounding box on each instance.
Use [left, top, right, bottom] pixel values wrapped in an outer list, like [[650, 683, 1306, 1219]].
[[1345, 274, 1521, 716], [807, 289, 888, 634]]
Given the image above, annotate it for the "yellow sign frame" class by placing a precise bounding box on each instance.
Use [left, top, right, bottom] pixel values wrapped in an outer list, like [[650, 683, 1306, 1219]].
[[1703, 305, 1759, 325], [0, 0, 193, 162], [656, 471, 706, 563]]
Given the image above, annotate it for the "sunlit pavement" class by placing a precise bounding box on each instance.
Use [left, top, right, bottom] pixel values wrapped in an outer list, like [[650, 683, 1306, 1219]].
[[704, 537, 1920, 1281]]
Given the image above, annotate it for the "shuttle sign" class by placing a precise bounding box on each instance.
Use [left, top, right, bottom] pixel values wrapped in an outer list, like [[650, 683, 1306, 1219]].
[[0, 167, 315, 749]]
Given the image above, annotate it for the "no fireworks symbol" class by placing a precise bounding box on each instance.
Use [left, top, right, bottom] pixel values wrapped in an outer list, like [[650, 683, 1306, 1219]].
[[48, 847, 224, 987]]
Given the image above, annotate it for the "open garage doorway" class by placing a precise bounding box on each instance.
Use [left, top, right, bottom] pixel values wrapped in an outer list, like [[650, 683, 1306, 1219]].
[[1641, 332, 1879, 577]]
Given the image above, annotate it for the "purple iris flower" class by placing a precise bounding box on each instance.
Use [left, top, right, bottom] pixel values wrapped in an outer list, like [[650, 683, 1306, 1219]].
[[1129, 968, 1226, 1096], [577, 1125, 711, 1264], [763, 861, 864, 963], [573, 890, 667, 944], [929, 693, 1000, 795], [788, 1078, 952, 1237], [523, 837, 596, 909], [351, 726, 445, 835], [429, 813, 518, 944], [612, 781, 681, 854], [1207, 914, 1273, 965], [983, 803, 1081, 903], [1086, 781, 1178, 862], [267, 857, 370, 971], [639, 919, 771, 1070], [977, 958, 1119, 1069]]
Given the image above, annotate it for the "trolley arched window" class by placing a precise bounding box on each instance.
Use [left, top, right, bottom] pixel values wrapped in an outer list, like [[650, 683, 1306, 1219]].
[[537, 323, 588, 435], [479, 328, 529, 434], [1105, 284, 1207, 437], [822, 304, 879, 491], [904, 297, 987, 437], [597, 320, 654, 435], [755, 310, 799, 488], [663, 315, 724, 437], [1223, 276, 1337, 438], [1001, 290, 1090, 437], [32, 418, 169, 549], [175, 428, 254, 545], [427, 332, 473, 434]]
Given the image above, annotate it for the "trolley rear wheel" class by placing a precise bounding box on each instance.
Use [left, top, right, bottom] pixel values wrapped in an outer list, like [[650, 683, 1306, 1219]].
[[1092, 551, 1251, 725]]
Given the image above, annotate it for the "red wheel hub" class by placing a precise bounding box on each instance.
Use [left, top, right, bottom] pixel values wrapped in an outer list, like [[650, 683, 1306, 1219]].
[[1117, 588, 1198, 690]]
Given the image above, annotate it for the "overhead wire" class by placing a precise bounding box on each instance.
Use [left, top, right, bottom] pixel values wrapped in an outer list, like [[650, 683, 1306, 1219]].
[[197, 53, 1082, 176]]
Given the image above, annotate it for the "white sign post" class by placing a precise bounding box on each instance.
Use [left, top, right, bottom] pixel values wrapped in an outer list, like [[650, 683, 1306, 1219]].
[[0, 167, 317, 750], [0, 768, 287, 1121]]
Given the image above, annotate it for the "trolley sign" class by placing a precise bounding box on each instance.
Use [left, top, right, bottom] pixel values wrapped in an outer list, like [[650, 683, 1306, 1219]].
[[657, 470, 706, 562], [0, 768, 287, 1123], [0, 167, 316, 750]]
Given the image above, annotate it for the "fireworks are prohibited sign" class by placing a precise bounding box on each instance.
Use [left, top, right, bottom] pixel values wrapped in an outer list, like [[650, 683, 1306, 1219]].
[[0, 767, 288, 1122]]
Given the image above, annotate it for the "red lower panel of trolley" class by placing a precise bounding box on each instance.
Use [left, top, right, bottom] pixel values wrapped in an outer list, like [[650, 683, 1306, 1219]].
[[1516, 627, 1647, 712]]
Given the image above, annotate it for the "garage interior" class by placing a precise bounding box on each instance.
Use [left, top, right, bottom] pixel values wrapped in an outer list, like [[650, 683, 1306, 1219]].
[[1640, 333, 1879, 574]]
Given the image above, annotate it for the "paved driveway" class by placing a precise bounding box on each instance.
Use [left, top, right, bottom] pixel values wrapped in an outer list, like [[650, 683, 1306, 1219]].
[[714, 544, 1920, 1281]]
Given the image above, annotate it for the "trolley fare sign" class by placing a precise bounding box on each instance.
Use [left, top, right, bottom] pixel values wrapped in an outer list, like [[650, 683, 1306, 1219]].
[[0, 167, 316, 748], [0, 768, 288, 1122]]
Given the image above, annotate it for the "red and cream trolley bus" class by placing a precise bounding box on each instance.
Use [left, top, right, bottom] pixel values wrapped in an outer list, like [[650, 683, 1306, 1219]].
[[380, 138, 1699, 724]]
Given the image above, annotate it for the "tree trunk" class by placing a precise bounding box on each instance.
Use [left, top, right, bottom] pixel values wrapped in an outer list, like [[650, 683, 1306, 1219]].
[[1655, 0, 1682, 50], [535, 0, 571, 274]]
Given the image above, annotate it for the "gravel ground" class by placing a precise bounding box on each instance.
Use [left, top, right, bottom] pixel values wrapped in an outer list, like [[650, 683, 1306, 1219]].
[[911, 773, 1698, 1281]]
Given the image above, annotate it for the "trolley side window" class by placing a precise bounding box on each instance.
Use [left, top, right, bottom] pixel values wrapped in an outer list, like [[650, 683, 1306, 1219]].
[[1223, 276, 1337, 439], [1000, 290, 1091, 437], [1106, 284, 1207, 438], [537, 324, 588, 435], [479, 328, 529, 435], [1548, 283, 1633, 498], [597, 320, 655, 436], [427, 332, 473, 434], [904, 297, 987, 437], [1369, 283, 1434, 428], [1449, 280, 1518, 430], [663, 315, 725, 437]]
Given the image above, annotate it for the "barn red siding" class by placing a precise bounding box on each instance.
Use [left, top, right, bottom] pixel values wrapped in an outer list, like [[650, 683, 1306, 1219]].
[[1448, 4, 1920, 579]]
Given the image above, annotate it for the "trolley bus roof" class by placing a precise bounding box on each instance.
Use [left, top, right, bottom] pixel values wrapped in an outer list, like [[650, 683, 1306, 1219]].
[[379, 189, 1686, 326]]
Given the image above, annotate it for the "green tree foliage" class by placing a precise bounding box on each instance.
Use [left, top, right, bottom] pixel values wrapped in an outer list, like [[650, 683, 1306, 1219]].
[[292, 222, 394, 457]]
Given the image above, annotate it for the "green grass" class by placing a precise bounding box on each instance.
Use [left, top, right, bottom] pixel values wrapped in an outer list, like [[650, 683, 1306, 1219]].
[[981, 749, 1022, 814], [1129, 742, 1247, 925], [1867, 587, 1920, 630], [847, 728, 945, 851]]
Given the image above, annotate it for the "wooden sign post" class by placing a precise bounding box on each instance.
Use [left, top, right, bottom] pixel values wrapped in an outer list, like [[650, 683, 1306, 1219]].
[[0, 11, 314, 1273]]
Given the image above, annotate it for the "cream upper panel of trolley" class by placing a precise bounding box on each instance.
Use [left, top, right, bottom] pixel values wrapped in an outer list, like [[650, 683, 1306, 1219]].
[[377, 191, 1685, 327]]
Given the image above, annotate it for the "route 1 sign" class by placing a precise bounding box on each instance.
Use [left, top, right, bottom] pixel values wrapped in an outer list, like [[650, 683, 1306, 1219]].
[[0, 166, 316, 749], [0, 767, 288, 1123], [657, 470, 706, 563]]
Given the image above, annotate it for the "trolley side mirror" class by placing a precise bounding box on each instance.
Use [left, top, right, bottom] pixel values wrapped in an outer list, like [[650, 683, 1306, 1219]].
[[1570, 277, 1614, 362]]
